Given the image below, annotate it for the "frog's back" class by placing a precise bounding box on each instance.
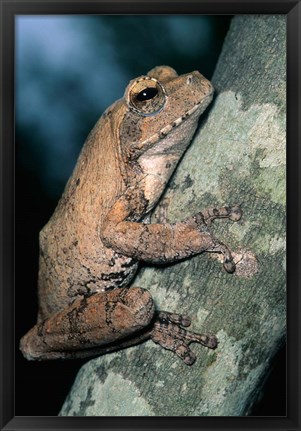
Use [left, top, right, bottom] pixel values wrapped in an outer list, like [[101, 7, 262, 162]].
[[37, 101, 138, 321]]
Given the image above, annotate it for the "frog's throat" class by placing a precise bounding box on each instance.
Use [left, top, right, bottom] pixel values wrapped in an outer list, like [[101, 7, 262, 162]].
[[132, 93, 213, 160]]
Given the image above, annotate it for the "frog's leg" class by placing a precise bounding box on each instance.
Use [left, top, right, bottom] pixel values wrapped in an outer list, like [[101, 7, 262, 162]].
[[101, 194, 242, 273], [83, 310, 217, 366], [20, 287, 216, 364], [20, 287, 155, 361]]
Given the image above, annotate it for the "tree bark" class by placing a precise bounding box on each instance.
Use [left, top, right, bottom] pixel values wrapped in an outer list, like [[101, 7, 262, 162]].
[[60, 15, 286, 416]]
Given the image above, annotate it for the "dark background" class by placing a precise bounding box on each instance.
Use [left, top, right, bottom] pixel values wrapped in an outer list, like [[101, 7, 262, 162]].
[[15, 15, 286, 416]]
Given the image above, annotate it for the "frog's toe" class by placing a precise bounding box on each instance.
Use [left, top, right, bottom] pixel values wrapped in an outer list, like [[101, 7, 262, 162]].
[[156, 310, 191, 327], [223, 258, 236, 273], [203, 334, 218, 349], [228, 205, 242, 222], [174, 341, 197, 365]]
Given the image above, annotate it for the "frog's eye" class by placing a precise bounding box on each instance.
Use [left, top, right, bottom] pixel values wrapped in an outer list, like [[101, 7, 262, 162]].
[[126, 77, 167, 116], [136, 87, 158, 101]]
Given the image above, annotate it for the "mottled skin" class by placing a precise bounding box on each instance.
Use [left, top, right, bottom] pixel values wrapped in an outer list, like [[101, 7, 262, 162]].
[[20, 66, 242, 365]]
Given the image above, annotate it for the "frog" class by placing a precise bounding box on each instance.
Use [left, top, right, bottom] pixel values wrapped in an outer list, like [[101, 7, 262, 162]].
[[20, 66, 242, 365]]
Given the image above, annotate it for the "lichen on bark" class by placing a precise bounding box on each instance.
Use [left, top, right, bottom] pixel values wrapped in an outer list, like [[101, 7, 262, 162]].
[[60, 15, 286, 416]]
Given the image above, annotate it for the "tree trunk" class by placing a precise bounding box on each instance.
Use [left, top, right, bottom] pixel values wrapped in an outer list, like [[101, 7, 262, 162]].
[[60, 15, 286, 416]]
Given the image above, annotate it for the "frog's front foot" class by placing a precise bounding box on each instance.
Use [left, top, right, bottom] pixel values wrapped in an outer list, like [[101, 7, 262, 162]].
[[150, 311, 217, 365], [194, 204, 243, 273], [200, 204, 242, 226]]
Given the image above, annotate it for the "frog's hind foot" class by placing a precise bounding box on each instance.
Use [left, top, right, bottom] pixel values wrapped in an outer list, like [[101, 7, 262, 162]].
[[150, 311, 217, 365]]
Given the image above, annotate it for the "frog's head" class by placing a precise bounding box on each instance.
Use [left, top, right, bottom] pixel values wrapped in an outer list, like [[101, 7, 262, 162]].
[[119, 66, 214, 210], [120, 66, 213, 159]]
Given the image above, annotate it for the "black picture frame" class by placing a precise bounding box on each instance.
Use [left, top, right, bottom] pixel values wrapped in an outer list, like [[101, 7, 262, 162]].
[[1, 0, 300, 430]]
